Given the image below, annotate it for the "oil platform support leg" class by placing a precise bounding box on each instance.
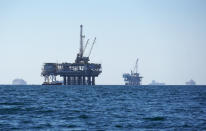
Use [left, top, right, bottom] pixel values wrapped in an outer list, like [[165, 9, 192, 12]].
[[78, 76, 81, 85], [88, 76, 91, 85], [63, 76, 66, 85], [75, 77, 77, 85], [67, 76, 71, 85], [73, 77, 76, 85], [92, 76, 95, 85], [83, 76, 85, 85], [71, 77, 74, 85]]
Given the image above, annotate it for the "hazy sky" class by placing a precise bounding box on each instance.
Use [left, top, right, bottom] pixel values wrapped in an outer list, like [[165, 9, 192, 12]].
[[0, 0, 206, 85]]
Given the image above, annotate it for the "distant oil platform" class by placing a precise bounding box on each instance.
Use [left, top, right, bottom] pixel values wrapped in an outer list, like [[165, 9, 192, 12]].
[[41, 25, 102, 85], [123, 58, 143, 85]]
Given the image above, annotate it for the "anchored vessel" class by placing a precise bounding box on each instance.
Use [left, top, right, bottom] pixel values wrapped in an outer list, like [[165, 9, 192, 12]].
[[123, 58, 143, 85], [185, 79, 196, 85], [41, 25, 102, 85]]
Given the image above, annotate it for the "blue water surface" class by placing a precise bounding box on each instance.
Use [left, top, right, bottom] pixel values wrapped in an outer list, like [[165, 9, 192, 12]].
[[0, 85, 206, 130]]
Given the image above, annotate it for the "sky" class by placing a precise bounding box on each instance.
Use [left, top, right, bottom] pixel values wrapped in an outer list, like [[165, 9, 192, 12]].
[[0, 0, 206, 85]]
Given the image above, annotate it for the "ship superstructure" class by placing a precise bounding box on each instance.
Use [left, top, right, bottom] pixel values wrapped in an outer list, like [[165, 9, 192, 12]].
[[41, 25, 102, 85], [185, 79, 196, 85], [123, 58, 143, 85]]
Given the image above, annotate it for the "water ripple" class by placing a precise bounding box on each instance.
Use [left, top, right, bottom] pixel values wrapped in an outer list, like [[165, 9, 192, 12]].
[[0, 85, 205, 130]]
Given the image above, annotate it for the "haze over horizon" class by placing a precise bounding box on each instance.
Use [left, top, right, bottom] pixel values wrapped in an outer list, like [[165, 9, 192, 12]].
[[0, 0, 206, 85]]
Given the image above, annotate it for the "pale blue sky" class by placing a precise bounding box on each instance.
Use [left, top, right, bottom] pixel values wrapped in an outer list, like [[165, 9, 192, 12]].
[[0, 0, 206, 85]]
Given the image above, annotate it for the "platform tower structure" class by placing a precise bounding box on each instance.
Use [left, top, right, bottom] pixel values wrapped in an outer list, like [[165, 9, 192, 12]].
[[41, 25, 102, 85], [123, 58, 143, 86]]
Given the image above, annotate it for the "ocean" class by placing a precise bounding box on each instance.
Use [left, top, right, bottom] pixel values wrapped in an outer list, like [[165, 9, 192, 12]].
[[0, 85, 205, 130]]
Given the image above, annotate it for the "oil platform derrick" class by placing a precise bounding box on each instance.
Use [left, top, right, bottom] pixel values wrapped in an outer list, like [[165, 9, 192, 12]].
[[41, 25, 102, 85], [123, 58, 143, 86]]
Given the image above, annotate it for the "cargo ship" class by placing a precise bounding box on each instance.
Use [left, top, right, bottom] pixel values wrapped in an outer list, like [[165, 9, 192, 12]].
[[185, 79, 196, 85]]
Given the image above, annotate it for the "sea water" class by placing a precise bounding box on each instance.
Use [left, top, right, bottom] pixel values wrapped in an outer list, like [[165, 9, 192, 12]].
[[0, 85, 205, 130]]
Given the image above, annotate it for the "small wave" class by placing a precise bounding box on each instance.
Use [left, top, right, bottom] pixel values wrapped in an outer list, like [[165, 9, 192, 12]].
[[0, 108, 21, 115], [143, 116, 166, 121], [0, 102, 24, 106], [115, 124, 123, 128], [67, 124, 77, 128], [79, 114, 89, 119], [183, 124, 191, 128]]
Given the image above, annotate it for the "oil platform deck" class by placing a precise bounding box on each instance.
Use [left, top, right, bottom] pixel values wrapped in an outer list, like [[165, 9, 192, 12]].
[[41, 25, 102, 85]]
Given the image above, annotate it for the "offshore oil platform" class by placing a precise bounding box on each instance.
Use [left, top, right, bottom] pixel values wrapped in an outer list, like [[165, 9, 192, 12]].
[[123, 58, 143, 85], [41, 25, 102, 85]]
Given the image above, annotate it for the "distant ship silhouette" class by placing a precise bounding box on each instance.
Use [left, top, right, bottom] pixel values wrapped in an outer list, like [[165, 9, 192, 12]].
[[12, 78, 27, 85], [185, 79, 196, 85]]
